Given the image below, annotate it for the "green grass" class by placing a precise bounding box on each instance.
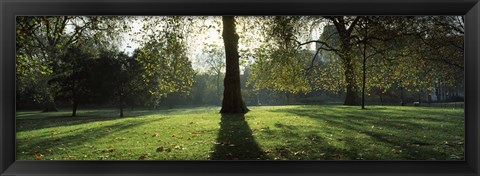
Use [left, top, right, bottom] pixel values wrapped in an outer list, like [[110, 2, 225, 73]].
[[16, 105, 464, 160]]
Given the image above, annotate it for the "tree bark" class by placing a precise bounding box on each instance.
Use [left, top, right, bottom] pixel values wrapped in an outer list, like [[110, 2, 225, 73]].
[[72, 101, 78, 117], [343, 52, 360, 106], [379, 94, 384, 106], [329, 16, 361, 106], [220, 16, 249, 114], [72, 81, 77, 117], [119, 94, 124, 118], [361, 21, 368, 109], [361, 53, 366, 109], [400, 86, 405, 106]]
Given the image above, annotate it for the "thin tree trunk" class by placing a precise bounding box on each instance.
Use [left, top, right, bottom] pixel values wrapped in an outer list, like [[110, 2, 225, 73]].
[[119, 95, 124, 118], [379, 94, 384, 106], [361, 64, 366, 109], [220, 16, 248, 114], [400, 86, 405, 106], [361, 22, 367, 109], [119, 86, 125, 117], [72, 81, 77, 117], [72, 101, 78, 117]]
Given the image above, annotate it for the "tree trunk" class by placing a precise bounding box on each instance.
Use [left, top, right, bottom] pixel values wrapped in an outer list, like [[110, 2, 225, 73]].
[[330, 17, 361, 106], [379, 94, 384, 106], [400, 86, 405, 106], [72, 101, 78, 117], [361, 22, 367, 109], [339, 32, 360, 106], [119, 95, 124, 118], [343, 57, 360, 106], [220, 16, 249, 114], [361, 61, 366, 109], [120, 106, 124, 118], [72, 81, 77, 117]]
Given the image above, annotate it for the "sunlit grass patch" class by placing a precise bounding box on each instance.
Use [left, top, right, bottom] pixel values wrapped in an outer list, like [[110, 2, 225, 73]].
[[16, 105, 464, 160]]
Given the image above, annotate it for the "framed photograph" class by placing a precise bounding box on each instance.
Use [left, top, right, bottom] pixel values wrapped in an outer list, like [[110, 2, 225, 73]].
[[1, 0, 479, 175]]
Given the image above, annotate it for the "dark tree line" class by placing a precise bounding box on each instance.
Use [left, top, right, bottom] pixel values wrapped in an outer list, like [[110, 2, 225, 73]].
[[46, 46, 146, 117]]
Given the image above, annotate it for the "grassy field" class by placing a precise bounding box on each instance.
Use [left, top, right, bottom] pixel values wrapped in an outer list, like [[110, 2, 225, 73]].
[[16, 105, 464, 160]]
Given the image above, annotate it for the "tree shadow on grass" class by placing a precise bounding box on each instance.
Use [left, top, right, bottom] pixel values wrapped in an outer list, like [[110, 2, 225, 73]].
[[270, 107, 464, 160], [16, 117, 165, 160], [16, 109, 175, 132], [210, 114, 266, 160]]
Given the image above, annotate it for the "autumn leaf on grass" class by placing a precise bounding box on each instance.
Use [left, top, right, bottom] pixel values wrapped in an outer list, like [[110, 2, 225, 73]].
[[101, 146, 116, 153], [50, 130, 58, 138], [34, 151, 43, 160], [156, 146, 171, 152], [138, 153, 152, 160]]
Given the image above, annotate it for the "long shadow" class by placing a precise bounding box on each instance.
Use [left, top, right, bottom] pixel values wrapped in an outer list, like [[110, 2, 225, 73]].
[[16, 117, 165, 160], [210, 114, 266, 160], [16, 108, 183, 132], [270, 106, 464, 160]]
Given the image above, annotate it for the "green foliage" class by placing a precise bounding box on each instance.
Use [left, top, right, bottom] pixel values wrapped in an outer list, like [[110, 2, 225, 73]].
[[247, 16, 463, 105], [133, 16, 195, 107], [249, 16, 312, 94], [190, 73, 224, 105]]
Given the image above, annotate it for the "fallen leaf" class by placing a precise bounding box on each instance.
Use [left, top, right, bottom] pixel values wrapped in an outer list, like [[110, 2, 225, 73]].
[[34, 154, 43, 160], [156, 146, 168, 152]]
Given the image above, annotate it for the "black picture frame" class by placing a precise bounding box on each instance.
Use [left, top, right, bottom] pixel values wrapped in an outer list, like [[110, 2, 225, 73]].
[[1, 0, 479, 175]]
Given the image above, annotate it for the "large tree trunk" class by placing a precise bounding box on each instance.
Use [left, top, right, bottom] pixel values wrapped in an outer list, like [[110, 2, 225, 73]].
[[343, 51, 360, 106], [220, 16, 249, 114], [330, 16, 361, 106]]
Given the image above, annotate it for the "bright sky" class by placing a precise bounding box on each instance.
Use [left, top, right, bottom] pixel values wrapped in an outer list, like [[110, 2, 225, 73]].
[[117, 16, 321, 73], [118, 17, 227, 73]]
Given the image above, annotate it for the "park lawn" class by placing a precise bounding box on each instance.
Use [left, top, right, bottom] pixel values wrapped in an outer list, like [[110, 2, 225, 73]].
[[16, 105, 464, 160]]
